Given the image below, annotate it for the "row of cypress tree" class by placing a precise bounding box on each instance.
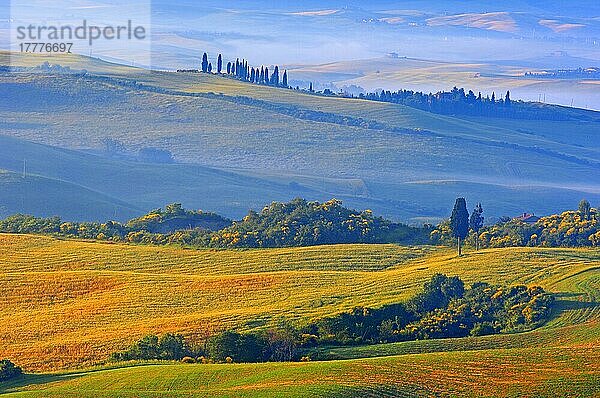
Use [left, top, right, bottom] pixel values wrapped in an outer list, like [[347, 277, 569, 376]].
[[201, 52, 288, 87]]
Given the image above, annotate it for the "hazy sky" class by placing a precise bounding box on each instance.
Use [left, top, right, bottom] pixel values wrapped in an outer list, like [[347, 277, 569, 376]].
[[3, 0, 599, 68], [149, 0, 600, 67]]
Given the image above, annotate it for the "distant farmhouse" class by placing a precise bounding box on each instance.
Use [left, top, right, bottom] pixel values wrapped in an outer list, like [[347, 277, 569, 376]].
[[514, 213, 540, 224]]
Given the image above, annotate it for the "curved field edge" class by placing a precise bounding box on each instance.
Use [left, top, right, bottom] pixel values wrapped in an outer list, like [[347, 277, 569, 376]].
[[1, 347, 598, 397]]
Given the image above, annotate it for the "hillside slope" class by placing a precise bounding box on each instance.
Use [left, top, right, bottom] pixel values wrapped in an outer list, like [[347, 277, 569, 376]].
[[0, 234, 598, 396], [0, 170, 141, 220], [0, 135, 362, 221], [0, 233, 597, 372], [1, 52, 600, 221]]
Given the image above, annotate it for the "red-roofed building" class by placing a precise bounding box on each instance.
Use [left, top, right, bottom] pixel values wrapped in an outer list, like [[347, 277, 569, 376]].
[[514, 213, 540, 224]]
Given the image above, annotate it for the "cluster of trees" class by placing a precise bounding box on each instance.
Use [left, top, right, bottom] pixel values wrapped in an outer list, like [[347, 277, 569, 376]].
[[110, 333, 188, 362], [432, 199, 600, 249], [524, 67, 600, 80], [101, 138, 175, 164], [109, 274, 553, 364], [0, 204, 230, 242], [2, 198, 597, 250], [207, 198, 429, 247], [0, 199, 429, 248], [126, 203, 231, 233], [357, 86, 579, 120], [302, 274, 553, 346], [110, 325, 299, 364], [197, 52, 288, 88], [0, 359, 22, 381], [442, 198, 485, 256]]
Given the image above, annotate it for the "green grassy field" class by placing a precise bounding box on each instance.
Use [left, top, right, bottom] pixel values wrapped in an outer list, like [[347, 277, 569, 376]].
[[1, 51, 599, 222], [0, 233, 598, 396], [2, 346, 598, 397]]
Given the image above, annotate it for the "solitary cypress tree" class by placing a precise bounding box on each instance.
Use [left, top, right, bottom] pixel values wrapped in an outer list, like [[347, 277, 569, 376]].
[[469, 203, 484, 251], [505, 90, 511, 107], [282, 70, 288, 87], [309, 82, 313, 92], [217, 54, 222, 74], [201, 52, 208, 73], [450, 198, 469, 256]]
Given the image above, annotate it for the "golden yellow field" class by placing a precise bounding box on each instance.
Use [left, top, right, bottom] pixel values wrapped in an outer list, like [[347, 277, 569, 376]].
[[1, 233, 598, 374]]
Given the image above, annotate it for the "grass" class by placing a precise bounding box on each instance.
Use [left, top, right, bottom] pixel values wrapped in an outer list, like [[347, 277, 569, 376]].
[[0, 234, 598, 375], [1, 348, 597, 397], [0, 235, 597, 396]]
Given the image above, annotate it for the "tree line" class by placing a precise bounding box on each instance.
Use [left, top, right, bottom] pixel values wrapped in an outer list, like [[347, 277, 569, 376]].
[[304, 274, 553, 348], [108, 274, 553, 364], [432, 198, 600, 250], [357, 86, 578, 121], [1, 198, 598, 250], [0, 198, 429, 248], [178, 52, 289, 88]]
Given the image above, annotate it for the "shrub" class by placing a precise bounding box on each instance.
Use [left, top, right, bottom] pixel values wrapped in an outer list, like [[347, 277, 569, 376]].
[[470, 322, 498, 336], [0, 359, 23, 381], [181, 356, 195, 364]]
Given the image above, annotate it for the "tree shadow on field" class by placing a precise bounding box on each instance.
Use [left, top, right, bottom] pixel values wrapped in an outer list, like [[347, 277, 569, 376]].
[[548, 292, 600, 320], [0, 372, 84, 394]]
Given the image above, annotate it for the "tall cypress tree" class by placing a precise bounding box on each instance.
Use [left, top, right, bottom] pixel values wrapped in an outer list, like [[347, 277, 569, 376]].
[[217, 54, 222, 74], [469, 203, 484, 251], [208, 62, 212, 73], [250, 68, 255, 83], [450, 198, 469, 256], [201, 52, 208, 73], [264, 67, 269, 84], [282, 70, 288, 87], [271, 66, 279, 86], [227, 62, 231, 75], [260, 67, 264, 83]]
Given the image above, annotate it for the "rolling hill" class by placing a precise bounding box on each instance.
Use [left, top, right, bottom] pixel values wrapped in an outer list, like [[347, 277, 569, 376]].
[[287, 56, 600, 110], [0, 233, 598, 396], [0, 170, 141, 221], [1, 51, 600, 223]]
